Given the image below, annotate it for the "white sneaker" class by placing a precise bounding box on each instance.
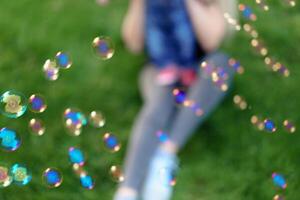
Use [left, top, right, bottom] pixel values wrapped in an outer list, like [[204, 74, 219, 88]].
[[142, 149, 179, 200]]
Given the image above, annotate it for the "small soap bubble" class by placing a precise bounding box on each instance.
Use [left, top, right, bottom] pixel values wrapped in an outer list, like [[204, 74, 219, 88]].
[[233, 95, 248, 110], [89, 111, 105, 128], [264, 119, 276, 132], [103, 133, 121, 152], [10, 164, 32, 186], [28, 94, 47, 113], [159, 167, 177, 187], [0, 164, 13, 188], [283, 120, 296, 133], [251, 115, 264, 131], [264, 57, 290, 77], [29, 118, 45, 136], [239, 4, 257, 21], [80, 174, 95, 190], [68, 147, 85, 166], [43, 59, 59, 81], [251, 39, 268, 57], [92, 36, 115, 60], [228, 58, 244, 74], [243, 24, 259, 38], [109, 165, 124, 183], [172, 88, 186, 105], [0, 90, 27, 118], [255, 0, 269, 11], [55, 51, 72, 69], [282, 0, 296, 7], [42, 168, 63, 188], [0, 128, 21, 152], [273, 194, 285, 200], [272, 173, 287, 189], [156, 130, 169, 143], [63, 108, 87, 136]]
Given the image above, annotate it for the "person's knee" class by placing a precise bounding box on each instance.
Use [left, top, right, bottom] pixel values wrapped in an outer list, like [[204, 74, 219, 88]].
[[142, 103, 171, 128]]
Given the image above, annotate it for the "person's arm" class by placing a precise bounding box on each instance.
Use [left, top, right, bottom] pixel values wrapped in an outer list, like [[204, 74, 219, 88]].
[[186, 0, 226, 53], [122, 0, 145, 54]]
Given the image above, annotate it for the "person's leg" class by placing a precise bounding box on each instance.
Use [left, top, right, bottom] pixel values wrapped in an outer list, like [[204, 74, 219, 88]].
[[142, 52, 235, 200], [114, 65, 175, 200]]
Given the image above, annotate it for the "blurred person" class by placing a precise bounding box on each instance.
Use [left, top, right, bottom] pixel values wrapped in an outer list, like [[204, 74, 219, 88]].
[[114, 0, 237, 199]]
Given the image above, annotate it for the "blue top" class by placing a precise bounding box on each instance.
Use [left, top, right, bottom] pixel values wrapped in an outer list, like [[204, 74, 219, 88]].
[[145, 0, 205, 69]]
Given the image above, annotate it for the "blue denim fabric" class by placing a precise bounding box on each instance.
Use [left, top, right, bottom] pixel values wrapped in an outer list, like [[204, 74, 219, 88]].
[[145, 0, 205, 69]]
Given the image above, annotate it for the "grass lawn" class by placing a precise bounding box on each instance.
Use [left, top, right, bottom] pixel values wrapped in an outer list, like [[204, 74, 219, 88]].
[[0, 0, 300, 199]]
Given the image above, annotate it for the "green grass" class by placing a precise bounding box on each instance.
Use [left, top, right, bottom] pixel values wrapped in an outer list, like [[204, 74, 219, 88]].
[[0, 0, 300, 199]]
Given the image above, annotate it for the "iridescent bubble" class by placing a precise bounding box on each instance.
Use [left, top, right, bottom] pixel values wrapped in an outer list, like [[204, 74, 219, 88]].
[[42, 168, 63, 188], [172, 89, 186, 105], [251, 115, 264, 131], [228, 58, 244, 74], [283, 120, 296, 133], [29, 118, 46, 136], [43, 59, 59, 81], [92, 36, 115, 60], [272, 173, 287, 189], [233, 95, 248, 110], [264, 119, 276, 132], [80, 174, 95, 190], [0, 128, 21, 152], [255, 0, 269, 11], [156, 130, 169, 143], [159, 167, 177, 187], [68, 147, 85, 166], [273, 194, 285, 200], [109, 165, 124, 183], [282, 0, 296, 7], [55, 51, 72, 69], [10, 164, 32, 186], [28, 94, 47, 113], [239, 4, 257, 21], [63, 108, 87, 136], [0, 164, 13, 188], [251, 39, 268, 57], [0, 90, 27, 118], [103, 133, 121, 152], [89, 111, 105, 128]]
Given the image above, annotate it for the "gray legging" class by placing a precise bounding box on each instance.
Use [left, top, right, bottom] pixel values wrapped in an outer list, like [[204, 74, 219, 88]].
[[121, 52, 235, 191]]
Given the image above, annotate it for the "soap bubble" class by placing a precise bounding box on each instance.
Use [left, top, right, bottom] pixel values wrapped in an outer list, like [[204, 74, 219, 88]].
[[55, 51, 72, 69], [0, 90, 27, 118], [273, 194, 285, 200], [159, 167, 178, 187], [283, 120, 296, 133], [251, 115, 264, 131], [103, 133, 121, 152], [264, 119, 276, 132], [29, 118, 46, 136], [10, 164, 32, 186], [28, 94, 47, 113], [63, 108, 87, 136], [0, 164, 13, 188], [68, 147, 85, 166], [43, 59, 59, 81], [89, 111, 105, 128], [42, 168, 63, 188], [109, 165, 124, 183], [228, 58, 244, 74], [156, 130, 169, 143], [0, 128, 21, 152], [92, 36, 115, 60], [239, 4, 257, 21], [272, 173, 287, 189], [233, 95, 248, 110], [172, 88, 187, 105], [80, 174, 95, 190]]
